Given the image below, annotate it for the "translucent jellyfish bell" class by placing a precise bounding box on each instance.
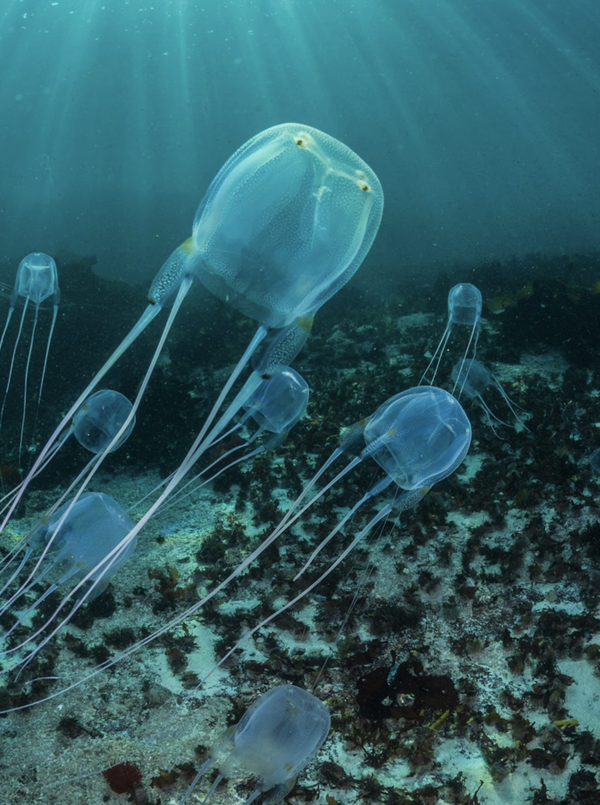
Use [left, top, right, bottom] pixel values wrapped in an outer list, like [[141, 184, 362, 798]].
[[0, 389, 134, 526], [242, 367, 310, 436], [590, 448, 600, 474], [451, 357, 492, 400], [181, 684, 330, 805], [191, 123, 382, 329], [72, 389, 136, 453], [448, 282, 482, 327], [13, 253, 59, 305], [363, 385, 471, 483]]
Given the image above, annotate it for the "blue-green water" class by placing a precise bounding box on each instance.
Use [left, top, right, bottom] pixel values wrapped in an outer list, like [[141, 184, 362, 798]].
[[1, 2, 600, 804], [1, 0, 599, 283]]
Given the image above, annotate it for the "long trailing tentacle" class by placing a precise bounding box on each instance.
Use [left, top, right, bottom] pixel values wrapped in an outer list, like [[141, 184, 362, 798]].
[[193, 503, 397, 691], [0, 276, 195, 614], [38, 301, 59, 405], [179, 763, 220, 805], [18, 303, 40, 464], [156, 429, 263, 517], [0, 297, 29, 441], [0, 301, 162, 535], [420, 323, 452, 387]]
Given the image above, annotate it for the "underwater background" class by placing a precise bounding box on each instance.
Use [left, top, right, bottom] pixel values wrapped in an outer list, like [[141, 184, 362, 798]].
[[1, 0, 600, 284], [1, 1, 600, 804]]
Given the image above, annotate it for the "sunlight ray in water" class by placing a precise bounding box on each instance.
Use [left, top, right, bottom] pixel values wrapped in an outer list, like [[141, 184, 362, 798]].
[[1, 0, 600, 802]]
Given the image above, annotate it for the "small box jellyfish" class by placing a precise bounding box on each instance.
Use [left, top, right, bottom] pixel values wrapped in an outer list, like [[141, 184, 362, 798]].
[[181, 684, 330, 805], [0, 492, 137, 676], [136, 367, 309, 515], [0, 252, 60, 464], [421, 282, 482, 387]]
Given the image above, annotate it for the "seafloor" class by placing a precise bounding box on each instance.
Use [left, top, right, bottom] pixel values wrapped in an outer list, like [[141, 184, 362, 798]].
[[1, 253, 600, 805]]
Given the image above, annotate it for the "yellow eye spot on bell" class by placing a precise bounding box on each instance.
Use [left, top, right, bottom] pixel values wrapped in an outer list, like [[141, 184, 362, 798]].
[[298, 315, 314, 332], [180, 236, 196, 256]]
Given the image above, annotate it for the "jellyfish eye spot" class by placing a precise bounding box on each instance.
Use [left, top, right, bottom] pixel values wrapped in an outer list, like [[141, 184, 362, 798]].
[[295, 138, 306, 148], [359, 181, 370, 192]]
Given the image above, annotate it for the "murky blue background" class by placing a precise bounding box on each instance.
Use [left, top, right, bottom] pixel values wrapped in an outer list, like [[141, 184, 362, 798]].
[[1, 0, 599, 284]]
